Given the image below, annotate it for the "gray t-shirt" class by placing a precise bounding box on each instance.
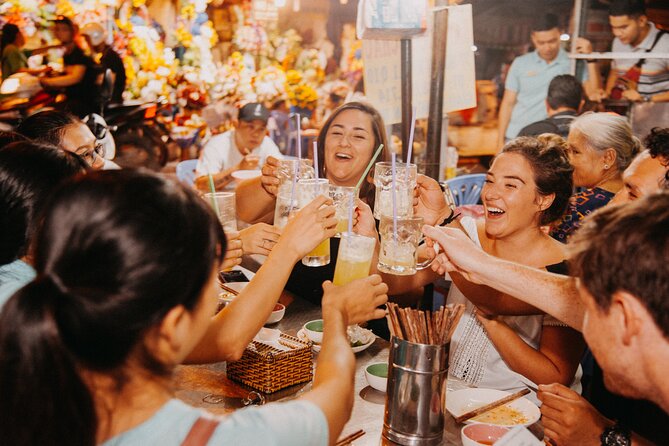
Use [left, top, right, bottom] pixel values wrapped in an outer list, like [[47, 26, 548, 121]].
[[102, 399, 328, 446]]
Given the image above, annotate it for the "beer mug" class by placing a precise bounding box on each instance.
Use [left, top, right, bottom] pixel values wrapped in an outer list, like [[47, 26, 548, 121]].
[[373, 161, 417, 220], [377, 216, 435, 275]]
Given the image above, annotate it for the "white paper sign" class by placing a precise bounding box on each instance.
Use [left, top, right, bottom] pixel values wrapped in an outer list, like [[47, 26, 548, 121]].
[[362, 4, 476, 125]]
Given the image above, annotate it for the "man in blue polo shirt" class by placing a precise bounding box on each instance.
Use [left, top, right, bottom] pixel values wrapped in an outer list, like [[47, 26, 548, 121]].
[[497, 14, 596, 150]]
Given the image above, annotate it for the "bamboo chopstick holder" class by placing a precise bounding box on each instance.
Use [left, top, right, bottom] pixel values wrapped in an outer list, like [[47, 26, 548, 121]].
[[454, 388, 531, 424]]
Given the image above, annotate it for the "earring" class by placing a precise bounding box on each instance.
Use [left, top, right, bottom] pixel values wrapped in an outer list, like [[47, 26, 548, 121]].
[[604, 164, 609, 170]]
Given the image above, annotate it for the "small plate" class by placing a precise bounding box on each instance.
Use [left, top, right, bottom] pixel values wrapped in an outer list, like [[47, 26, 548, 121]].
[[297, 328, 376, 353], [446, 388, 540, 427], [231, 170, 261, 181]]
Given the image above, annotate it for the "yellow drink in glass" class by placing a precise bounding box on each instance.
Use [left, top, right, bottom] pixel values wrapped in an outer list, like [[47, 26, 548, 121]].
[[335, 219, 349, 234], [303, 238, 330, 266], [332, 233, 376, 285], [333, 259, 372, 286]]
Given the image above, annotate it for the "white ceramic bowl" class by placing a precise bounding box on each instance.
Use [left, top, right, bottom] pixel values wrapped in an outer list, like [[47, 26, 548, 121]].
[[461, 423, 510, 446], [231, 169, 261, 181], [447, 388, 540, 427], [266, 303, 285, 324], [303, 319, 324, 344], [365, 362, 388, 392]]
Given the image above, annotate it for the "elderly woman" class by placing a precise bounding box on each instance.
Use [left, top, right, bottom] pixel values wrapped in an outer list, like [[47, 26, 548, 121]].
[[550, 112, 639, 242]]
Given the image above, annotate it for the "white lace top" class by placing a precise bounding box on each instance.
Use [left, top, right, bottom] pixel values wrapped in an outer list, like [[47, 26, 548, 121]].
[[447, 217, 581, 400]]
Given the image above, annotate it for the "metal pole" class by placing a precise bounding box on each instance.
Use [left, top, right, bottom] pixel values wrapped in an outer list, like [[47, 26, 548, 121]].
[[425, 3, 449, 180], [401, 38, 412, 162], [570, 0, 584, 75]]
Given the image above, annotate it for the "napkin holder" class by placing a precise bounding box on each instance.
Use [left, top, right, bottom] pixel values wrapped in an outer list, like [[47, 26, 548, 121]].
[[227, 332, 313, 394]]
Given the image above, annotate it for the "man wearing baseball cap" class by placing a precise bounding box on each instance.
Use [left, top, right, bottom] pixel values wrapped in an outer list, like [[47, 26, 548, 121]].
[[195, 102, 282, 191]]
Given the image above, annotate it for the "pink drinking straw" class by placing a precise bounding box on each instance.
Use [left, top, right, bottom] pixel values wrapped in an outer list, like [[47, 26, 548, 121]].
[[296, 114, 301, 160], [391, 152, 398, 241], [406, 106, 416, 165], [312, 140, 319, 199]]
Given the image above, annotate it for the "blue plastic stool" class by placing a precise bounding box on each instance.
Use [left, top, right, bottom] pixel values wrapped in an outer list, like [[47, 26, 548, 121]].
[[442, 173, 486, 206]]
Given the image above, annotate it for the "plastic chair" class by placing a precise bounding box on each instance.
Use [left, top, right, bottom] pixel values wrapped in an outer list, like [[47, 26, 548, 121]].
[[176, 159, 198, 187], [442, 173, 486, 206]]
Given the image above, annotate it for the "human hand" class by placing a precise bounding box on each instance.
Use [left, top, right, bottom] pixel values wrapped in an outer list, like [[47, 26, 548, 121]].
[[621, 89, 643, 102], [221, 231, 243, 271], [278, 195, 336, 261], [239, 154, 260, 170], [422, 225, 487, 283], [238, 223, 282, 256], [260, 156, 282, 197], [321, 275, 388, 326], [414, 174, 449, 226], [574, 37, 593, 54], [353, 199, 377, 238], [588, 88, 608, 103], [538, 383, 613, 446]]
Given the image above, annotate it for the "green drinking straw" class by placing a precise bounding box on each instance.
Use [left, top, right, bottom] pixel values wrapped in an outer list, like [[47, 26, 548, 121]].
[[207, 173, 221, 217], [354, 144, 385, 193]]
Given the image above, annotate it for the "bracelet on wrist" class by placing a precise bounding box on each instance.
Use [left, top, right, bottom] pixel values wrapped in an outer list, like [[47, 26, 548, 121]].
[[438, 208, 461, 227]]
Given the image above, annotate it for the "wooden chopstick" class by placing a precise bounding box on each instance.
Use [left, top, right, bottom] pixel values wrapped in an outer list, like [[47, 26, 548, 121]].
[[335, 429, 365, 446], [219, 282, 239, 296], [454, 388, 531, 424]]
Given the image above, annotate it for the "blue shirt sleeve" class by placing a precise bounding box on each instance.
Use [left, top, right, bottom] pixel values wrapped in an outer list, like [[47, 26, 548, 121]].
[[504, 58, 522, 93]]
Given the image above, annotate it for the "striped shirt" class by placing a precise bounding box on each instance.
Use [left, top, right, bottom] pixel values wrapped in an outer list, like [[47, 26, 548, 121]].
[[612, 23, 669, 96]]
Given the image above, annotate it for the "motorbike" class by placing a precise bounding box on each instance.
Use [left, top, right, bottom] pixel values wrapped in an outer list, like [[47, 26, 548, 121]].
[[0, 73, 60, 131], [85, 69, 174, 171]]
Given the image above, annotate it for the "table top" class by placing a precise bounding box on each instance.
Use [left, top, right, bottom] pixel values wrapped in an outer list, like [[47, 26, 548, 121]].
[[173, 288, 471, 445]]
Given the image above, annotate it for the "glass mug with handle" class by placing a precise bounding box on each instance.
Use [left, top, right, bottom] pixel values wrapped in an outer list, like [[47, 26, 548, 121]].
[[373, 161, 417, 220], [295, 178, 331, 267], [377, 216, 436, 275], [329, 185, 357, 237], [274, 158, 315, 229]]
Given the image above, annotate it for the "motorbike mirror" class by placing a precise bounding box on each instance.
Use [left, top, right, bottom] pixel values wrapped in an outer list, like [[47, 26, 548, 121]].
[[100, 68, 114, 103]]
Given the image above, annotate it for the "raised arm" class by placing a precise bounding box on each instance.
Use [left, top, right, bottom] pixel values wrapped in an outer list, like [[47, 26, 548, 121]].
[[301, 276, 388, 445], [235, 156, 282, 223], [497, 89, 517, 151], [423, 225, 584, 330], [185, 195, 337, 363]]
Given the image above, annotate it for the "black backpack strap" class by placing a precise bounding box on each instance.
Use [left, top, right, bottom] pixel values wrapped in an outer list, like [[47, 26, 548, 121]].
[[635, 30, 667, 68]]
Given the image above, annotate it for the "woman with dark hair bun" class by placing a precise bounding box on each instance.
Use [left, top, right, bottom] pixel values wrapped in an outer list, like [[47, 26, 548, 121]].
[[401, 135, 585, 399], [0, 141, 86, 306], [0, 170, 388, 445]]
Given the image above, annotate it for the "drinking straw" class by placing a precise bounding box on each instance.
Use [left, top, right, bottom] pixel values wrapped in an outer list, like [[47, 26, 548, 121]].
[[313, 140, 319, 180], [296, 113, 301, 160], [289, 159, 298, 214], [406, 106, 416, 165], [312, 140, 319, 199], [354, 143, 385, 192], [207, 173, 221, 217], [391, 152, 398, 240], [347, 190, 354, 235]]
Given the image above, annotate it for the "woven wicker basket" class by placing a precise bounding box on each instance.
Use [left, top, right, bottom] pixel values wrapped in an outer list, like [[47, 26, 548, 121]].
[[227, 333, 313, 393]]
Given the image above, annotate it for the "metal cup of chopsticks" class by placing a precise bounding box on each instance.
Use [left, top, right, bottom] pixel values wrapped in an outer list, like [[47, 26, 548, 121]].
[[383, 336, 449, 446], [382, 303, 464, 446]]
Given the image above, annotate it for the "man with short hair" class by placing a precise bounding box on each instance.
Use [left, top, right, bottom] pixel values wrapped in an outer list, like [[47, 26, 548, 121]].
[[518, 74, 584, 138], [195, 103, 282, 191], [580, 0, 669, 104], [497, 14, 596, 149]]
